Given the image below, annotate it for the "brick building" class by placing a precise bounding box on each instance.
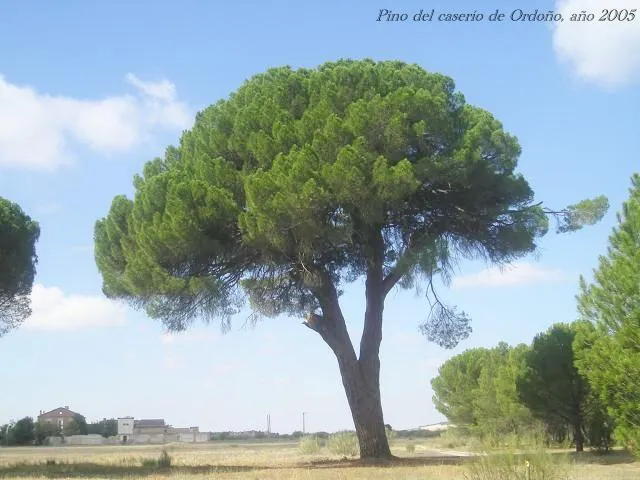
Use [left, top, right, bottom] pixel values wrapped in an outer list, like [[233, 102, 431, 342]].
[[37, 406, 85, 433]]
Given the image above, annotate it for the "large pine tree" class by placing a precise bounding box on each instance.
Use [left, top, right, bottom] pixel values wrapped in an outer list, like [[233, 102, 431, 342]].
[[0, 197, 40, 336], [94, 59, 607, 459], [575, 173, 640, 455]]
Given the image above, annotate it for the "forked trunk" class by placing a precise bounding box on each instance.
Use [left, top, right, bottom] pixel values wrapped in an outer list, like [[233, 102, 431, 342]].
[[302, 233, 393, 460]]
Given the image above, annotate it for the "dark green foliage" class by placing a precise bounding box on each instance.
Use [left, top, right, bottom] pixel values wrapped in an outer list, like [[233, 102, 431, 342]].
[[431, 343, 535, 439], [517, 325, 585, 426], [94, 59, 605, 343], [65, 414, 88, 436], [583, 395, 614, 452], [516, 323, 607, 452], [141, 449, 172, 469], [555, 196, 609, 233], [432, 347, 492, 425], [11, 417, 35, 445], [432, 326, 611, 451], [94, 59, 607, 458], [0, 197, 40, 336], [35, 422, 60, 445], [0, 423, 11, 445], [87, 418, 118, 437], [575, 174, 640, 455]]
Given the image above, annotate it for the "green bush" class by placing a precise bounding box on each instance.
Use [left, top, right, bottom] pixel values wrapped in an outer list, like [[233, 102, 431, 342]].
[[465, 449, 569, 480], [158, 449, 172, 468], [437, 427, 475, 449], [298, 435, 322, 454], [141, 449, 172, 469], [327, 431, 359, 457]]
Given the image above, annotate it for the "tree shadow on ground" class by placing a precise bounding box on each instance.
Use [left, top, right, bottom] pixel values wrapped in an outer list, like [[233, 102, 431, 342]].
[[558, 449, 637, 466], [469, 449, 636, 466], [0, 463, 265, 478], [300, 454, 471, 469], [10, 451, 630, 477], [0, 454, 473, 477]]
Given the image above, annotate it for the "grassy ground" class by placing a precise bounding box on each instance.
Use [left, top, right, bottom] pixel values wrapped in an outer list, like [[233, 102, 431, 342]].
[[0, 439, 638, 479]]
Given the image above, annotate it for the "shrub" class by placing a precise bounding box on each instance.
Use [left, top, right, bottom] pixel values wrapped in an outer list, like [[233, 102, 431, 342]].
[[327, 431, 359, 457], [142, 449, 172, 469], [299, 435, 322, 454], [158, 449, 172, 468], [438, 427, 474, 449], [465, 449, 570, 480]]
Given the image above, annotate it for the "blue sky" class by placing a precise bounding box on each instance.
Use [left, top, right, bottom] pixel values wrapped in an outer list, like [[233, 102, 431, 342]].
[[0, 0, 638, 434]]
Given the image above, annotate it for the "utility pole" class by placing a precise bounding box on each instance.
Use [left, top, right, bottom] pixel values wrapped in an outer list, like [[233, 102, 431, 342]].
[[302, 412, 306, 434]]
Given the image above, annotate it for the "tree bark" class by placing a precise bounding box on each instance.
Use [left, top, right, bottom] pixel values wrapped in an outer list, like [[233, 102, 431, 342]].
[[302, 245, 392, 459], [304, 308, 392, 459], [335, 348, 391, 459], [574, 422, 584, 452]]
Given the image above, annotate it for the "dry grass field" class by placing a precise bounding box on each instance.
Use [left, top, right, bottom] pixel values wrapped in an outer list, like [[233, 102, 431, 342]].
[[0, 439, 638, 479]]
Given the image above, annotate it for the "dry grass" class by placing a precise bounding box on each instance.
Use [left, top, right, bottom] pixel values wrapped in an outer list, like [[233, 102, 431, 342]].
[[0, 439, 637, 479]]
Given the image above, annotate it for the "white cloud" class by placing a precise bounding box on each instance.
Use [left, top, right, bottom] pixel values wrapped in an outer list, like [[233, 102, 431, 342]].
[[0, 74, 192, 170], [24, 284, 127, 331], [553, 0, 640, 87], [451, 262, 566, 289]]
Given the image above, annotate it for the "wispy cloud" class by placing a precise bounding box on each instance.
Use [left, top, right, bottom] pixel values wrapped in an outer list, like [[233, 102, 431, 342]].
[[24, 284, 127, 331], [0, 73, 192, 170], [553, 0, 640, 87], [451, 262, 567, 289]]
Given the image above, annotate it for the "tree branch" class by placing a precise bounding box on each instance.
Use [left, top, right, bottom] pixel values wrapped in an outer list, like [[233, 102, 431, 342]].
[[381, 267, 405, 298], [381, 234, 417, 297], [301, 266, 356, 362]]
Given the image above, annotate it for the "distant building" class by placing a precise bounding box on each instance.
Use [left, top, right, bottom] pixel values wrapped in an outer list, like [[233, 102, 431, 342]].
[[117, 417, 208, 444], [117, 417, 134, 442], [37, 406, 85, 434], [419, 421, 451, 432], [169, 426, 199, 434], [133, 419, 168, 435]]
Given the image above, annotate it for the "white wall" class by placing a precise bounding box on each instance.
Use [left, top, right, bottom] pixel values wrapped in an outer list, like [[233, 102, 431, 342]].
[[117, 417, 134, 435]]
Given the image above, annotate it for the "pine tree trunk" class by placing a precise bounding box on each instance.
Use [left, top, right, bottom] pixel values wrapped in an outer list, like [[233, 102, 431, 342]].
[[574, 423, 584, 452], [302, 231, 393, 460], [334, 347, 392, 459]]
